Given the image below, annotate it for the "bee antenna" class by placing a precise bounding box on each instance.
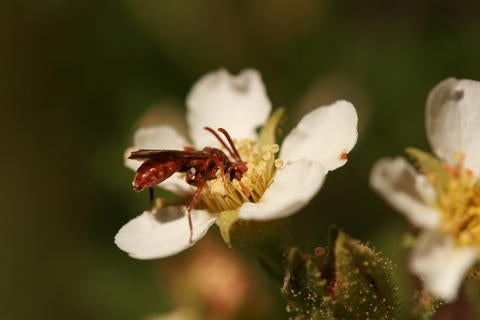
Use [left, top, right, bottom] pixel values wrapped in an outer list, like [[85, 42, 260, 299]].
[[204, 127, 236, 158], [218, 128, 242, 162]]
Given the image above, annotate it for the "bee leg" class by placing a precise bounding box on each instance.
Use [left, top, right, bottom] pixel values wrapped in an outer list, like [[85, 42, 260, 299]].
[[186, 182, 204, 243], [185, 207, 193, 244], [148, 187, 155, 212]]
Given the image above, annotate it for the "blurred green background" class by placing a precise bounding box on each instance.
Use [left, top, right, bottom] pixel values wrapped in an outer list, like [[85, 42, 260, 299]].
[[2, 0, 480, 319]]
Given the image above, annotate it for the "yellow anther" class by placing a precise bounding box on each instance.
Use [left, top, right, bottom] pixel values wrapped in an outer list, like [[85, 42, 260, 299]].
[[199, 139, 280, 213], [436, 154, 480, 249], [275, 159, 285, 168]]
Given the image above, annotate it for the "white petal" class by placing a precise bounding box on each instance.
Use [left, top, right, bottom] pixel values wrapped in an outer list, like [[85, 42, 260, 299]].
[[125, 125, 190, 171], [410, 231, 477, 301], [370, 157, 440, 229], [186, 69, 272, 148], [279, 101, 358, 171], [134, 125, 189, 148], [426, 78, 480, 175], [124, 126, 192, 195], [115, 208, 216, 259], [238, 160, 326, 220]]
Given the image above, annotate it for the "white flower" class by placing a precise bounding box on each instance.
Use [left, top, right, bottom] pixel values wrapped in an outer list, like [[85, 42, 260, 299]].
[[115, 69, 358, 259], [370, 78, 480, 301]]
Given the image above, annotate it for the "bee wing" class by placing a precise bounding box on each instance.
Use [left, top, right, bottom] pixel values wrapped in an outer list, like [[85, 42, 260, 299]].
[[128, 149, 209, 161]]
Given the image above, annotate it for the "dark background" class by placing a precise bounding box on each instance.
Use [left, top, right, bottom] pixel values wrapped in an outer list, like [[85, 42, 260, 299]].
[[2, 0, 480, 319]]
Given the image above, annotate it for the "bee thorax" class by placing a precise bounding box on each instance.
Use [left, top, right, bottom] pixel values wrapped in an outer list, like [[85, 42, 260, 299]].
[[199, 139, 280, 213]]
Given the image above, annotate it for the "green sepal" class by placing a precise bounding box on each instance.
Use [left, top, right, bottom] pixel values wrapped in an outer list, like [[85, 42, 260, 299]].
[[282, 247, 334, 320], [215, 209, 239, 246], [405, 147, 450, 194], [283, 229, 399, 320], [408, 290, 442, 320], [258, 107, 285, 146], [332, 230, 399, 319]]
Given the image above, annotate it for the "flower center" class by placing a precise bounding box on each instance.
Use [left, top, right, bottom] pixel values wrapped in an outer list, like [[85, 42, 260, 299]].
[[436, 154, 480, 249], [199, 139, 282, 213]]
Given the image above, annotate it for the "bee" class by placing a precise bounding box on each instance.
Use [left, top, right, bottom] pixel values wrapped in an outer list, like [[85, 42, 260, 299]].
[[128, 127, 247, 242]]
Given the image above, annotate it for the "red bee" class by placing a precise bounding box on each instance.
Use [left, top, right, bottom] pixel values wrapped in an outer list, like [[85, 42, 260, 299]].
[[128, 127, 248, 242]]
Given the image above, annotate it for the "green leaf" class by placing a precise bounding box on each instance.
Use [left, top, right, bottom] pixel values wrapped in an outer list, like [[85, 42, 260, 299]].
[[215, 209, 239, 246], [408, 290, 442, 320], [258, 107, 285, 146], [405, 147, 450, 194], [332, 231, 399, 319], [282, 229, 399, 320], [282, 247, 334, 320]]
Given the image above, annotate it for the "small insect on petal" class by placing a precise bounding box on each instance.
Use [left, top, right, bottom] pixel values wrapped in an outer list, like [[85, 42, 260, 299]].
[[340, 152, 348, 160], [129, 127, 248, 243]]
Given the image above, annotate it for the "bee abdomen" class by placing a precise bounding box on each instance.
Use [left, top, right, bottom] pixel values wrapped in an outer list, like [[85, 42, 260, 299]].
[[132, 158, 183, 192]]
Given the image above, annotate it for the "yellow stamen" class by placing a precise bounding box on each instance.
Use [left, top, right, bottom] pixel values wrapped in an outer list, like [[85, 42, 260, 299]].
[[199, 139, 279, 213], [436, 153, 480, 249]]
